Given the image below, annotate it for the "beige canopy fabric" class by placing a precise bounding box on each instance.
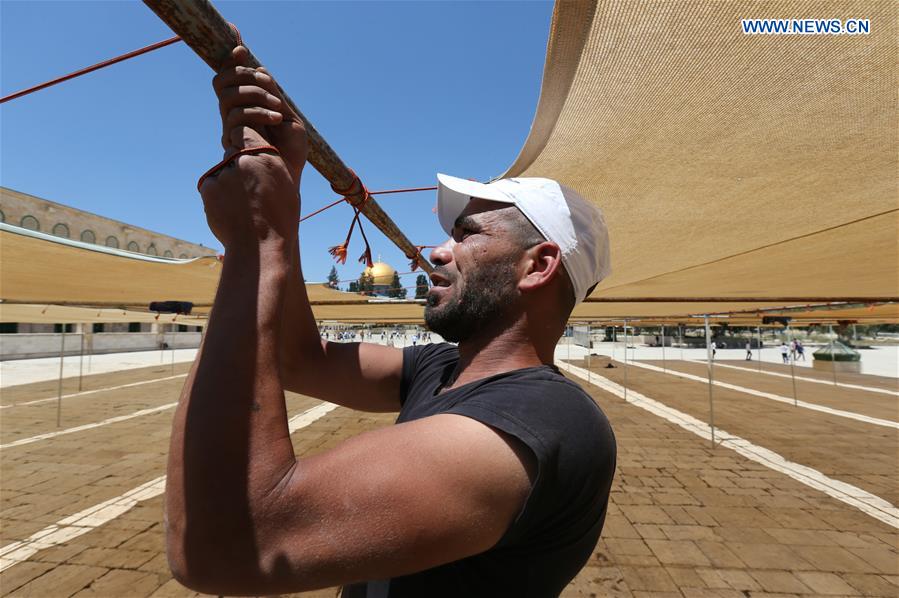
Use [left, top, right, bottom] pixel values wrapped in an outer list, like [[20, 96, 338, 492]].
[[504, 0, 898, 307], [0, 304, 208, 326], [571, 301, 899, 324], [1, 224, 222, 308], [0, 224, 370, 310], [0, 223, 423, 322]]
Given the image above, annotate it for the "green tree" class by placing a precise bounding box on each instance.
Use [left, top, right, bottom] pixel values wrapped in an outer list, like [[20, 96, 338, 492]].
[[388, 271, 407, 299], [327, 265, 339, 288], [358, 272, 375, 296], [348, 281, 359, 293], [414, 274, 429, 299]]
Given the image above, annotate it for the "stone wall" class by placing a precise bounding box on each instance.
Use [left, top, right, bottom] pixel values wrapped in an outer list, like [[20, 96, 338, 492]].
[[0, 332, 202, 360], [0, 187, 217, 259]]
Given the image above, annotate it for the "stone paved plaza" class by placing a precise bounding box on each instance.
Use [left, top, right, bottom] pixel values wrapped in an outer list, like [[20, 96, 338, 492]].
[[1, 351, 897, 597]]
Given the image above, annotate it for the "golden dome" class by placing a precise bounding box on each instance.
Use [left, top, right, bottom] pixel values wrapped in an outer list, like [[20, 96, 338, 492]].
[[363, 261, 396, 286]]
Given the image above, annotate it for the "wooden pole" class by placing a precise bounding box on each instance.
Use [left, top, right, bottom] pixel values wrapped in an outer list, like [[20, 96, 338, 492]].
[[143, 0, 431, 273]]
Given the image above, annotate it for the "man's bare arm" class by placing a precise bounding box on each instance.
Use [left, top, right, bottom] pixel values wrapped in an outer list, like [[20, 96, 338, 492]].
[[210, 52, 405, 412], [173, 411, 536, 595], [278, 245, 404, 412], [165, 116, 303, 592]]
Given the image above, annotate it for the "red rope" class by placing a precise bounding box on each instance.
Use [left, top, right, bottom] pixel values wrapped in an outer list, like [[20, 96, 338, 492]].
[[300, 197, 345, 222], [196, 145, 281, 191], [369, 186, 437, 196], [300, 185, 436, 222], [0, 36, 182, 104]]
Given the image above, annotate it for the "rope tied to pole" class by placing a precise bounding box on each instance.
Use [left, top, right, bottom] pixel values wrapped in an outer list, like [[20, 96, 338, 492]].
[[408, 245, 438, 272], [328, 170, 374, 268]]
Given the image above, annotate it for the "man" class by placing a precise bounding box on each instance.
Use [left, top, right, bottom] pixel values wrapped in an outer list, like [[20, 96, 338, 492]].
[[781, 341, 790, 363], [165, 47, 616, 597], [745, 341, 752, 361]]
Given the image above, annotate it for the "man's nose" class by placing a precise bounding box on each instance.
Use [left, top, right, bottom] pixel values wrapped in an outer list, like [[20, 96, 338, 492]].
[[429, 238, 456, 267]]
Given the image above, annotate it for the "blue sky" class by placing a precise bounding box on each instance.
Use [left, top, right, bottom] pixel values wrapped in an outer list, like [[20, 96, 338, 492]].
[[1, 1, 553, 285]]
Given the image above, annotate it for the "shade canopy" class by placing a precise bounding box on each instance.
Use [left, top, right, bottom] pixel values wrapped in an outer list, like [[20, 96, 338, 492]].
[[1, 223, 222, 308], [0, 304, 208, 327], [503, 0, 897, 309], [3, 1, 896, 324], [0, 223, 386, 322]]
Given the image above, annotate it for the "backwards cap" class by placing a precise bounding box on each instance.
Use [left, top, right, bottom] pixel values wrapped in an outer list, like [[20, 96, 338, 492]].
[[436, 174, 611, 304]]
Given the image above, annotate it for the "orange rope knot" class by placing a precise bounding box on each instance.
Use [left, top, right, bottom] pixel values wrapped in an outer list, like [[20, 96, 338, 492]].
[[408, 245, 437, 271], [196, 145, 281, 191], [327, 169, 375, 268]]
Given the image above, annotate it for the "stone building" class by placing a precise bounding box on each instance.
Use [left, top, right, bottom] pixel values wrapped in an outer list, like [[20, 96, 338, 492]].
[[0, 187, 217, 259], [0, 187, 213, 340]]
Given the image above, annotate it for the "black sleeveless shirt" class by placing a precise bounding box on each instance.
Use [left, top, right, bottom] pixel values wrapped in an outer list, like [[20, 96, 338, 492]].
[[343, 343, 616, 597]]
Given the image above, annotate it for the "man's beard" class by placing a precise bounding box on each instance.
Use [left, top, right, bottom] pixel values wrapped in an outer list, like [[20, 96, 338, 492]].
[[424, 261, 519, 343]]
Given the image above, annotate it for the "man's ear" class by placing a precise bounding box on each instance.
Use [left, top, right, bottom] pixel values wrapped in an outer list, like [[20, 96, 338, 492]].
[[518, 242, 564, 294]]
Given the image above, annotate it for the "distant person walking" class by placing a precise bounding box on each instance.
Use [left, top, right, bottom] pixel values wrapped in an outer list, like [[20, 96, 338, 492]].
[[780, 342, 790, 363], [789, 339, 797, 361], [745, 341, 752, 361], [710, 341, 717, 360], [796, 340, 806, 361]]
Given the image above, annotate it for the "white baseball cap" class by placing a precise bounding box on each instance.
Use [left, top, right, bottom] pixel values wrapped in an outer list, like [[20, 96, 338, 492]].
[[436, 174, 611, 304]]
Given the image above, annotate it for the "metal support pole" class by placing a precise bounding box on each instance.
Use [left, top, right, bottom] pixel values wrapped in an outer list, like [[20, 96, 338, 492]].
[[586, 322, 592, 384], [623, 319, 629, 402], [78, 331, 85, 391], [787, 324, 798, 406], [610, 323, 615, 363], [757, 325, 763, 373], [56, 326, 66, 427], [88, 331, 93, 372], [829, 324, 838, 386], [661, 325, 666, 372], [170, 331, 176, 375], [143, 0, 432, 273], [703, 316, 715, 448]]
